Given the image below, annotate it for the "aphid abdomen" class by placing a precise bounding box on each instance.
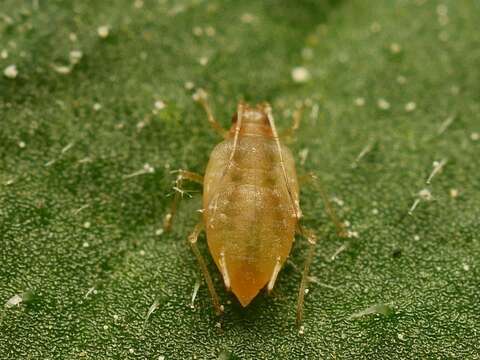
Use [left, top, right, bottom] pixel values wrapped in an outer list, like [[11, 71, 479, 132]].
[[203, 136, 299, 306]]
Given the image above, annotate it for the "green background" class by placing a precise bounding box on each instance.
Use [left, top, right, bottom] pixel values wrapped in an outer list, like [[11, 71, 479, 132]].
[[1, 0, 479, 358]]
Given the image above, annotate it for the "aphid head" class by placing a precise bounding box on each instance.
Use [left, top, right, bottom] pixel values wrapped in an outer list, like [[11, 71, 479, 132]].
[[230, 102, 274, 137]]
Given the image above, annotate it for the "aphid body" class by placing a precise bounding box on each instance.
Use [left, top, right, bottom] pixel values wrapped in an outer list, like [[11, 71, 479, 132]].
[[164, 94, 344, 324], [203, 103, 300, 306]]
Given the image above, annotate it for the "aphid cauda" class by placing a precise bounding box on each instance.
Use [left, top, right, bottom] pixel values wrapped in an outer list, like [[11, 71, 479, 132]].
[[164, 91, 345, 325]]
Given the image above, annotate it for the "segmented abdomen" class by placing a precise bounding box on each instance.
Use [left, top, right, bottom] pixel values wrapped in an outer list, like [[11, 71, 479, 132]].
[[203, 136, 299, 304]]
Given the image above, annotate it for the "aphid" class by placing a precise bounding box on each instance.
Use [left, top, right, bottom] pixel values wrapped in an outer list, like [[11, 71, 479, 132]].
[[164, 91, 345, 325]]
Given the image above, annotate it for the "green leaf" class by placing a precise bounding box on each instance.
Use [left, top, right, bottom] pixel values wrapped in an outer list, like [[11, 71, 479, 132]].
[[1, 0, 479, 358]]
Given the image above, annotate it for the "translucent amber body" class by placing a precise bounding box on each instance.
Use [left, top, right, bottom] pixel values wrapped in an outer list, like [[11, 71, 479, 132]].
[[203, 107, 299, 306]]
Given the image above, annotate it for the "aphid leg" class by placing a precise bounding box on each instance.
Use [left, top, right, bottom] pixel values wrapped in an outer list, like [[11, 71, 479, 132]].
[[301, 173, 347, 238], [265, 105, 301, 220], [188, 222, 224, 315], [295, 225, 317, 327], [193, 89, 228, 138], [280, 103, 305, 139], [163, 170, 203, 232]]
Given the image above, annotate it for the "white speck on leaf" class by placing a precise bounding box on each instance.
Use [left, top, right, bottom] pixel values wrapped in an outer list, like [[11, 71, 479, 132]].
[[405, 102, 416, 112], [97, 25, 110, 38], [123, 163, 155, 179], [332, 197, 344, 207], [144, 163, 155, 173], [62, 142, 74, 154], [351, 140, 375, 168], [302, 47, 314, 60], [241, 13, 256, 24], [4, 64, 18, 79], [93, 103, 102, 111], [184, 81, 195, 90], [354, 97, 365, 107], [190, 279, 201, 309], [192, 88, 207, 102], [409, 189, 433, 215], [347, 230, 359, 238], [1, 49, 8, 59], [205, 26, 216, 37], [418, 188, 433, 201], [426, 159, 447, 184], [199, 56, 209, 66], [331, 243, 348, 261], [370, 22, 381, 33], [154, 100, 166, 110], [349, 303, 394, 319], [52, 64, 72, 75], [436, 4, 448, 16], [69, 50, 83, 64], [397, 75, 407, 84], [450, 188, 459, 198], [377, 98, 390, 110], [299, 148, 309, 166], [450, 85, 460, 95], [193, 26, 203, 36], [390, 43, 401, 54], [5, 294, 23, 308], [299, 325, 305, 335], [291, 67, 311, 83], [437, 115, 456, 135], [438, 31, 449, 42], [84, 287, 95, 298]]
